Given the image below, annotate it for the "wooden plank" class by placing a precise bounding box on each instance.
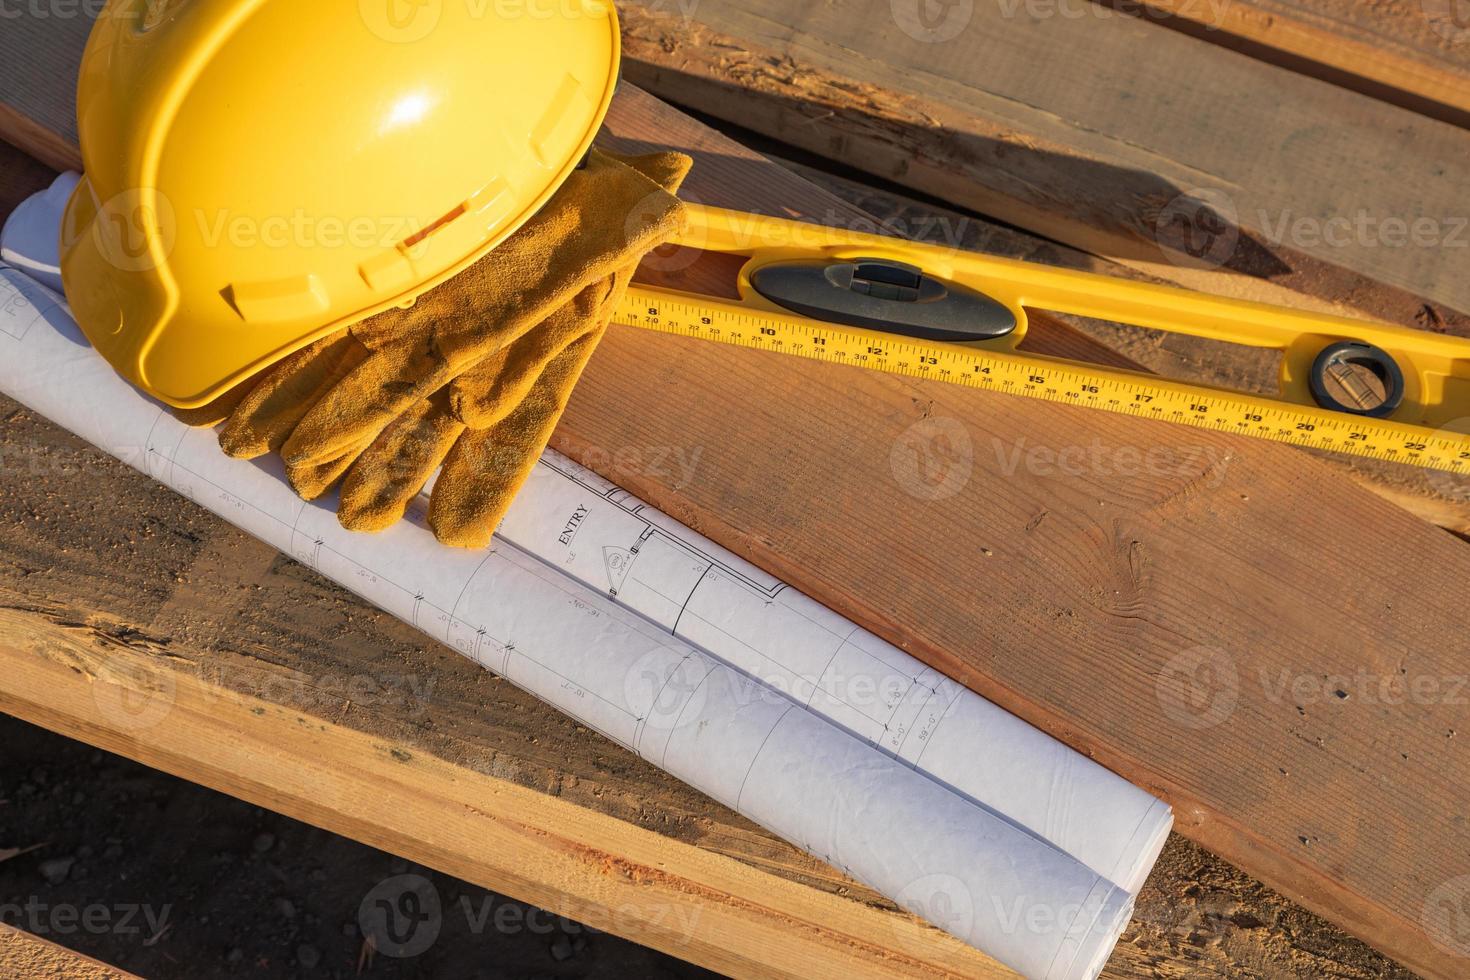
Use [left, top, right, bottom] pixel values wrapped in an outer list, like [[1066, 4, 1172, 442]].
[[617, 4, 1470, 532], [2, 130, 1414, 980], [616, 1, 1470, 329], [0, 103, 78, 174], [3, 13, 1466, 979], [0, 924, 140, 980], [1105, 0, 1470, 128]]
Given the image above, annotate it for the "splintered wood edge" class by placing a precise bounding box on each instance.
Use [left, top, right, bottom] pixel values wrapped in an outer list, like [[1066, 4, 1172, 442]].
[[0, 604, 1013, 980]]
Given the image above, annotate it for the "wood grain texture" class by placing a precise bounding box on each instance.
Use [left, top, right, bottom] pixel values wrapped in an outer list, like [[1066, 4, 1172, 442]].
[[616, 3, 1470, 529], [0, 96, 1421, 980], [0, 923, 140, 980], [617, 1, 1470, 328], [2, 10, 1466, 978], [1102, 0, 1470, 127], [2, 129, 1409, 979], [567, 296, 1470, 980], [0, 103, 79, 174]]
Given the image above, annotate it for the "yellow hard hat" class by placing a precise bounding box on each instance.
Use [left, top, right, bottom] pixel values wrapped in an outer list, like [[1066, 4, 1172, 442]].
[[60, 0, 620, 407]]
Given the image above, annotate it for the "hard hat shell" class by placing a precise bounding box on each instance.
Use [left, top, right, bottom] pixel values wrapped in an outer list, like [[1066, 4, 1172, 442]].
[[61, 0, 621, 407]]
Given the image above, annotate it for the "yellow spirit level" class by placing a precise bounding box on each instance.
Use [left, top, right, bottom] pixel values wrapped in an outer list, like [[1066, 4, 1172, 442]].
[[616, 206, 1470, 473]]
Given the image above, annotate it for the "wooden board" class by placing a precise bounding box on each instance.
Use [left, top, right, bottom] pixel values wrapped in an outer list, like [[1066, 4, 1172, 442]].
[[0, 924, 140, 980], [594, 97, 1470, 980], [618, 3, 1470, 527], [2, 127, 1419, 980], [1109, 0, 1470, 128], [570, 234, 1470, 980], [0, 133, 1422, 980], [617, 1, 1470, 329], [3, 12, 1467, 979]]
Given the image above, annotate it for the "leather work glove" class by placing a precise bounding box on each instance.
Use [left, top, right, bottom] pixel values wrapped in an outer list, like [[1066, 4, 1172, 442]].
[[181, 147, 690, 547], [338, 262, 640, 546], [335, 150, 690, 547]]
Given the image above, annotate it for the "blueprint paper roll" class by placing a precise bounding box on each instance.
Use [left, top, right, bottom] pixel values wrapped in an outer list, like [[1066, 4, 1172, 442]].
[[500, 454, 1173, 894], [3, 174, 1171, 894], [0, 262, 1135, 979]]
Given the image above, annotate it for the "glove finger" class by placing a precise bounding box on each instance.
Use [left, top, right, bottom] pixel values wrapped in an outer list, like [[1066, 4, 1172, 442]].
[[220, 332, 367, 459], [451, 252, 639, 429], [280, 331, 461, 467], [338, 391, 466, 534], [285, 438, 373, 501], [610, 150, 694, 197], [450, 277, 609, 429], [449, 220, 650, 429], [429, 328, 603, 549]]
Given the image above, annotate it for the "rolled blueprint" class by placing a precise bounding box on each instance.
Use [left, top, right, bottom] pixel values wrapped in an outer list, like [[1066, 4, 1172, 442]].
[[499, 454, 1173, 894], [5, 175, 1172, 896], [0, 263, 1133, 979]]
